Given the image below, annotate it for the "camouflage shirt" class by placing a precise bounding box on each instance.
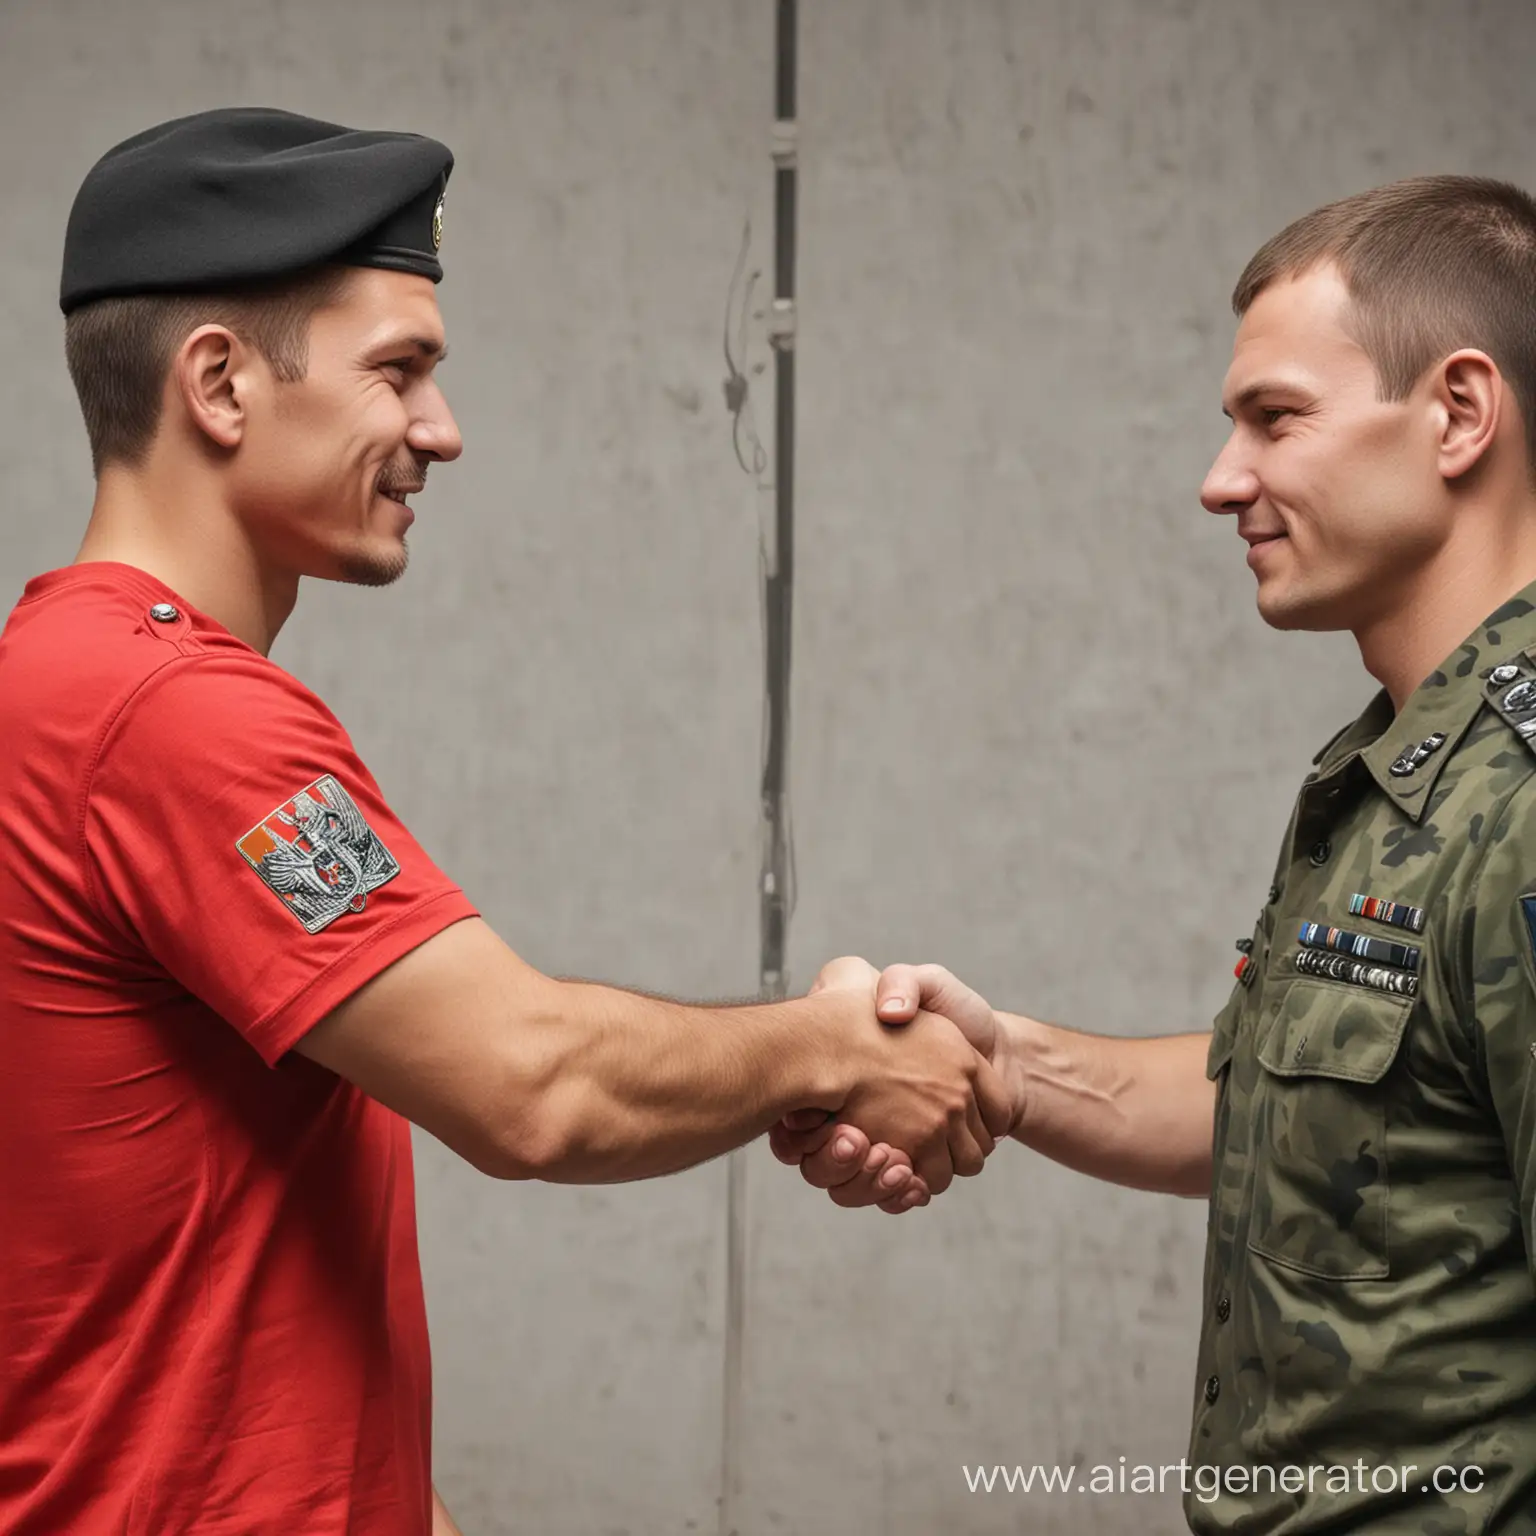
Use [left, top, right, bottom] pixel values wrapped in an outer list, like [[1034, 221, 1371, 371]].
[[1187, 584, 1536, 1534]]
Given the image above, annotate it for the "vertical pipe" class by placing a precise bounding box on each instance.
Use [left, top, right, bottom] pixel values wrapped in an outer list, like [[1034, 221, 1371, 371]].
[[762, 9, 796, 994], [720, 5, 797, 1534]]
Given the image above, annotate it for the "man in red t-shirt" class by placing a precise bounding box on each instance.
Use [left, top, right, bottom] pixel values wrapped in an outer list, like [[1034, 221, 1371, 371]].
[[0, 109, 1014, 1535]]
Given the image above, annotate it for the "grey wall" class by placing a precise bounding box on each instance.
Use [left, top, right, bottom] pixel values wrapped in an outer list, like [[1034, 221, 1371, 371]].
[[5, 2, 1535, 1532]]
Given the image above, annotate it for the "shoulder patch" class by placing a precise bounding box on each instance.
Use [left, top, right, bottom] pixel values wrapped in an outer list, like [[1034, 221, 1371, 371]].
[[1484, 661, 1536, 756], [236, 774, 400, 932]]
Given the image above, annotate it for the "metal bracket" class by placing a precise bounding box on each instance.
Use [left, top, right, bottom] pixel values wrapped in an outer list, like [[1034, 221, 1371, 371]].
[[767, 297, 796, 350], [770, 117, 798, 168]]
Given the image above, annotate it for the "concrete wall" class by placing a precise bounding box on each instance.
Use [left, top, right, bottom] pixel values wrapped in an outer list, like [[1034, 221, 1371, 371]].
[[4, 2, 1534, 1532]]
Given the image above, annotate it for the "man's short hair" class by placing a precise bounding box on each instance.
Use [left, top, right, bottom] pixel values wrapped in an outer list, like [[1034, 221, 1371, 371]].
[[64, 265, 349, 474], [1233, 175, 1536, 469]]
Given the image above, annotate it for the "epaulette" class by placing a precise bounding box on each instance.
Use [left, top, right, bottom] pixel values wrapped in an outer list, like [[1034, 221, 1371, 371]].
[[1483, 655, 1536, 756]]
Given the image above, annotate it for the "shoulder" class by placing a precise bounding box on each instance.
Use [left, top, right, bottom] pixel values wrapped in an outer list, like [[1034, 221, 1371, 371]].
[[111, 645, 336, 730], [1471, 773, 1536, 890], [3, 569, 338, 746], [1, 575, 330, 800], [2, 570, 181, 713], [93, 648, 352, 803]]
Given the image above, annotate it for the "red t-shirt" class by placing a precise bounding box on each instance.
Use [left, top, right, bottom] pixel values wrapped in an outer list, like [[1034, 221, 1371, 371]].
[[0, 562, 477, 1535]]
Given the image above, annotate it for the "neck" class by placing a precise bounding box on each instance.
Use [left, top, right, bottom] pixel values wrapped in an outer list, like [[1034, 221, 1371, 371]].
[[1355, 486, 1536, 711], [74, 449, 296, 655]]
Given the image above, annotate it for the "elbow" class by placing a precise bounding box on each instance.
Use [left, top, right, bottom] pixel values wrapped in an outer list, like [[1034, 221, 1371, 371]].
[[468, 1075, 595, 1182], [460, 1129, 541, 1182], [448, 976, 605, 1181], [472, 1118, 567, 1182]]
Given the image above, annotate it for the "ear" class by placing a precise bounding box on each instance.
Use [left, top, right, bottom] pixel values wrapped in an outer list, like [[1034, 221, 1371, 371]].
[[1434, 349, 1503, 482], [171, 324, 252, 451]]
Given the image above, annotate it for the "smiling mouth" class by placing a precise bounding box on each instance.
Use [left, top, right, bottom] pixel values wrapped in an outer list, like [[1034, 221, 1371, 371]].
[[378, 485, 423, 505]]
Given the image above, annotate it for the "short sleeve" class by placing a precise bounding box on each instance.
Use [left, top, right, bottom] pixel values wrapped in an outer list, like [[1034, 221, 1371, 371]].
[[84, 653, 478, 1065], [1467, 778, 1536, 1256]]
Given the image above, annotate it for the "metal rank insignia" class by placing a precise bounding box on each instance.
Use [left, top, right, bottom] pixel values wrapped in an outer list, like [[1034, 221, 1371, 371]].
[[1487, 662, 1536, 747], [1494, 669, 1536, 733], [1348, 893, 1426, 935], [1504, 680, 1536, 715], [1294, 948, 1419, 998], [1299, 921, 1420, 973], [1388, 731, 1447, 778]]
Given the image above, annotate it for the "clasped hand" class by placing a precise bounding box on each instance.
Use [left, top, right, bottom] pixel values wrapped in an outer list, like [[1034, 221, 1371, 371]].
[[770, 956, 1015, 1214]]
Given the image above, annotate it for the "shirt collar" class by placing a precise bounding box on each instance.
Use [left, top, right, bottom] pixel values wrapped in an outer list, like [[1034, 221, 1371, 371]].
[[1315, 579, 1536, 821]]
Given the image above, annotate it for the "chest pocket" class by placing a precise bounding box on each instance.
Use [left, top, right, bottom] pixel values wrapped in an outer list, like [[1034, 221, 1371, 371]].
[[1245, 976, 1411, 1281]]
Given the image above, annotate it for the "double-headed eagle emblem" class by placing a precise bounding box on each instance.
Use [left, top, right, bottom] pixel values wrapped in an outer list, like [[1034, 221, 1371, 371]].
[[237, 775, 400, 932]]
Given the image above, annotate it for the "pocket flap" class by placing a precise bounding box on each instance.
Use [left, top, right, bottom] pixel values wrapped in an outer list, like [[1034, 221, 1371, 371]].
[[1255, 977, 1411, 1084]]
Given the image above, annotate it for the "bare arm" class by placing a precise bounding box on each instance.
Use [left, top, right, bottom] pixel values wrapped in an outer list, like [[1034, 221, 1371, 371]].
[[774, 962, 1215, 1200], [294, 919, 1010, 1193], [994, 1011, 1214, 1197]]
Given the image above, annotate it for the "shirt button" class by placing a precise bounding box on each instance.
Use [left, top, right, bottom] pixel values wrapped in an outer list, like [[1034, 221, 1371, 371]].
[[1309, 839, 1331, 866], [1204, 1374, 1221, 1403], [1216, 1296, 1231, 1323], [149, 602, 179, 623], [1268, 884, 1281, 904]]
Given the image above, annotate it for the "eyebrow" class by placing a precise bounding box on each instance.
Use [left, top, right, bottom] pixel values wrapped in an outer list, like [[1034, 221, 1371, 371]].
[[377, 336, 449, 363], [1222, 378, 1307, 419]]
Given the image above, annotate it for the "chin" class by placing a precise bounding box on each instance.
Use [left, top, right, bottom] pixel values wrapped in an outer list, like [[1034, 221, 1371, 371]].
[[1255, 581, 1352, 635], [336, 539, 410, 588], [1256, 591, 1307, 632]]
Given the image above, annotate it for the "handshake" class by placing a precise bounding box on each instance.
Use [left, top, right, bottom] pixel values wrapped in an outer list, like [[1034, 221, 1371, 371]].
[[768, 956, 1028, 1215]]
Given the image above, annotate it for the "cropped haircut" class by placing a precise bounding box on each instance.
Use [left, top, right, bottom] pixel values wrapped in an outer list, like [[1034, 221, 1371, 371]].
[[1233, 176, 1536, 469], [64, 265, 348, 473]]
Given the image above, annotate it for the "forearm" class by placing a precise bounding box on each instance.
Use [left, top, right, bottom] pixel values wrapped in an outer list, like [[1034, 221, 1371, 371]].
[[994, 1014, 1215, 1197], [300, 921, 872, 1186], [497, 978, 860, 1183], [432, 1486, 463, 1536]]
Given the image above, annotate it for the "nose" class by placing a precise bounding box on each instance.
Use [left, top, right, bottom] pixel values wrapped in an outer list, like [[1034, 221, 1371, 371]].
[[1200, 429, 1260, 518], [406, 379, 464, 465]]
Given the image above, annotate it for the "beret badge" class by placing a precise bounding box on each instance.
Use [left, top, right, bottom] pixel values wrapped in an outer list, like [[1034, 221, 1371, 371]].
[[432, 193, 445, 252]]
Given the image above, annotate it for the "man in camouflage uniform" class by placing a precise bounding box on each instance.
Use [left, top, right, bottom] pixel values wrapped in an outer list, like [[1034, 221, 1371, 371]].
[[1175, 588, 1536, 1532], [777, 175, 1536, 1531]]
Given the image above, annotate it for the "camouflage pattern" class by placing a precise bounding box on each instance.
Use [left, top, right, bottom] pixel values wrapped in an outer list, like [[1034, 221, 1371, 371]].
[[1189, 583, 1536, 1533]]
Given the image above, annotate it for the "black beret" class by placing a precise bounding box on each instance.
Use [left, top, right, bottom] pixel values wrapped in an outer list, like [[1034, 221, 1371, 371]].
[[60, 106, 453, 313]]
